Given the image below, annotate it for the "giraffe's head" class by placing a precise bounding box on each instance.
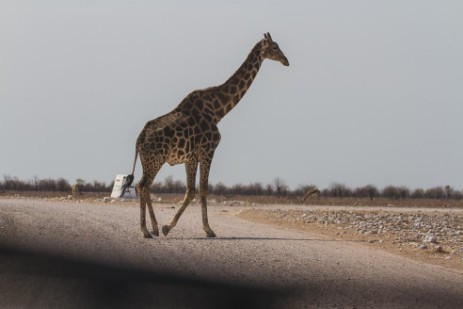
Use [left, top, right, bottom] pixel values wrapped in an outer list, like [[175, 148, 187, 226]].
[[262, 32, 289, 66]]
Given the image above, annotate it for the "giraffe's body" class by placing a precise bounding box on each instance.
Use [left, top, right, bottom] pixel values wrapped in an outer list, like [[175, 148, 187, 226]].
[[125, 33, 289, 238]]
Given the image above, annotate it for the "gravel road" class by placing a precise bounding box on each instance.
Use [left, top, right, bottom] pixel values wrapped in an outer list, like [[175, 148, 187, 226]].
[[1, 197, 463, 308]]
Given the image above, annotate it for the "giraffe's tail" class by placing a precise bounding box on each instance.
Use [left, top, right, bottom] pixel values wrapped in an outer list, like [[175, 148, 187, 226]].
[[119, 174, 135, 198], [119, 149, 138, 198]]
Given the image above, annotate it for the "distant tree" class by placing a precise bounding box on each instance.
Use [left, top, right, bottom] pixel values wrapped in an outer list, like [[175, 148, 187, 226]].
[[13, 176, 21, 190], [444, 185, 454, 199], [265, 184, 274, 195], [92, 180, 106, 192], [425, 187, 445, 199], [75, 178, 85, 188], [382, 185, 399, 200], [397, 186, 410, 199], [108, 180, 115, 191], [213, 182, 228, 195], [3, 175, 17, 190], [366, 185, 379, 200], [174, 180, 186, 193], [82, 181, 94, 192], [294, 185, 307, 196], [164, 175, 175, 193], [33, 175, 40, 191], [411, 188, 425, 199], [248, 182, 264, 195], [321, 188, 330, 197], [329, 182, 350, 198], [273, 178, 289, 196], [230, 183, 245, 195], [207, 182, 215, 194], [151, 181, 163, 193], [354, 184, 379, 201], [57, 178, 71, 192], [453, 190, 463, 200], [37, 178, 57, 191]]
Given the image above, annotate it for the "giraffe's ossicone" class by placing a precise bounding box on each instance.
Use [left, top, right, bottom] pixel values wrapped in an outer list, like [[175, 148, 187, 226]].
[[123, 32, 289, 238]]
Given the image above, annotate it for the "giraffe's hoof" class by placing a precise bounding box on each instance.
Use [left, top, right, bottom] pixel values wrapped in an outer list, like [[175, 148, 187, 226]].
[[162, 225, 170, 236], [152, 229, 160, 237], [205, 229, 216, 238], [143, 232, 153, 239]]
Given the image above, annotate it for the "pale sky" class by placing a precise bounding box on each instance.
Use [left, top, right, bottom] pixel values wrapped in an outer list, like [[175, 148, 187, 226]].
[[1, 1, 462, 190]]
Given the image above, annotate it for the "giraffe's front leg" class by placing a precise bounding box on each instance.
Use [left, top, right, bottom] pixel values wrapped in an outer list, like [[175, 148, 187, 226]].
[[199, 160, 216, 238], [162, 160, 198, 236], [140, 196, 152, 238], [147, 199, 160, 237], [200, 195, 216, 237]]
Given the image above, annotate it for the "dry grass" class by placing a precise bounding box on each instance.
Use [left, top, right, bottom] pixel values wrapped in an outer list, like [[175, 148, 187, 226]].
[[2, 190, 463, 208]]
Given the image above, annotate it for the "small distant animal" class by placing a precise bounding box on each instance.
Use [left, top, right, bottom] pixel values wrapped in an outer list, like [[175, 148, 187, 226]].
[[302, 188, 320, 204], [71, 184, 81, 199]]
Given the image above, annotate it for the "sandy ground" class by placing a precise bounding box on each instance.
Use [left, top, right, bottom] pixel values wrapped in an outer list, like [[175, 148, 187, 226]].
[[1, 197, 463, 308]]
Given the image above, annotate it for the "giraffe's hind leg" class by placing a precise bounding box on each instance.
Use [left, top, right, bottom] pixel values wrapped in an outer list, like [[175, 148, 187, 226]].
[[138, 163, 162, 238]]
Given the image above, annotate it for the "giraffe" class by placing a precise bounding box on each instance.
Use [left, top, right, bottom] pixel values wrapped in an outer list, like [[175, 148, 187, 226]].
[[302, 188, 321, 204], [122, 33, 289, 238]]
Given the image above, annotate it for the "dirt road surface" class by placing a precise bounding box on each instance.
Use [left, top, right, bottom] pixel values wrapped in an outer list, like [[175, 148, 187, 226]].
[[1, 198, 463, 308]]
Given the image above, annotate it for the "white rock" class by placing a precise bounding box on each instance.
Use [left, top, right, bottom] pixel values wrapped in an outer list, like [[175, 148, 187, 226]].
[[423, 234, 438, 244]]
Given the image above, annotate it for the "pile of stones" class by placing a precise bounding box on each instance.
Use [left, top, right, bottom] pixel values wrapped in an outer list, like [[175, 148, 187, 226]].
[[266, 208, 463, 257]]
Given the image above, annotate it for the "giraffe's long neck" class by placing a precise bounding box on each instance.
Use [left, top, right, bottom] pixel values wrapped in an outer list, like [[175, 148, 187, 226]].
[[211, 40, 265, 122], [173, 40, 266, 124]]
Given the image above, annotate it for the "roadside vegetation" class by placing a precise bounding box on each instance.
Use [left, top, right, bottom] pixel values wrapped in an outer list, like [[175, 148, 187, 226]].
[[1, 175, 463, 206]]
